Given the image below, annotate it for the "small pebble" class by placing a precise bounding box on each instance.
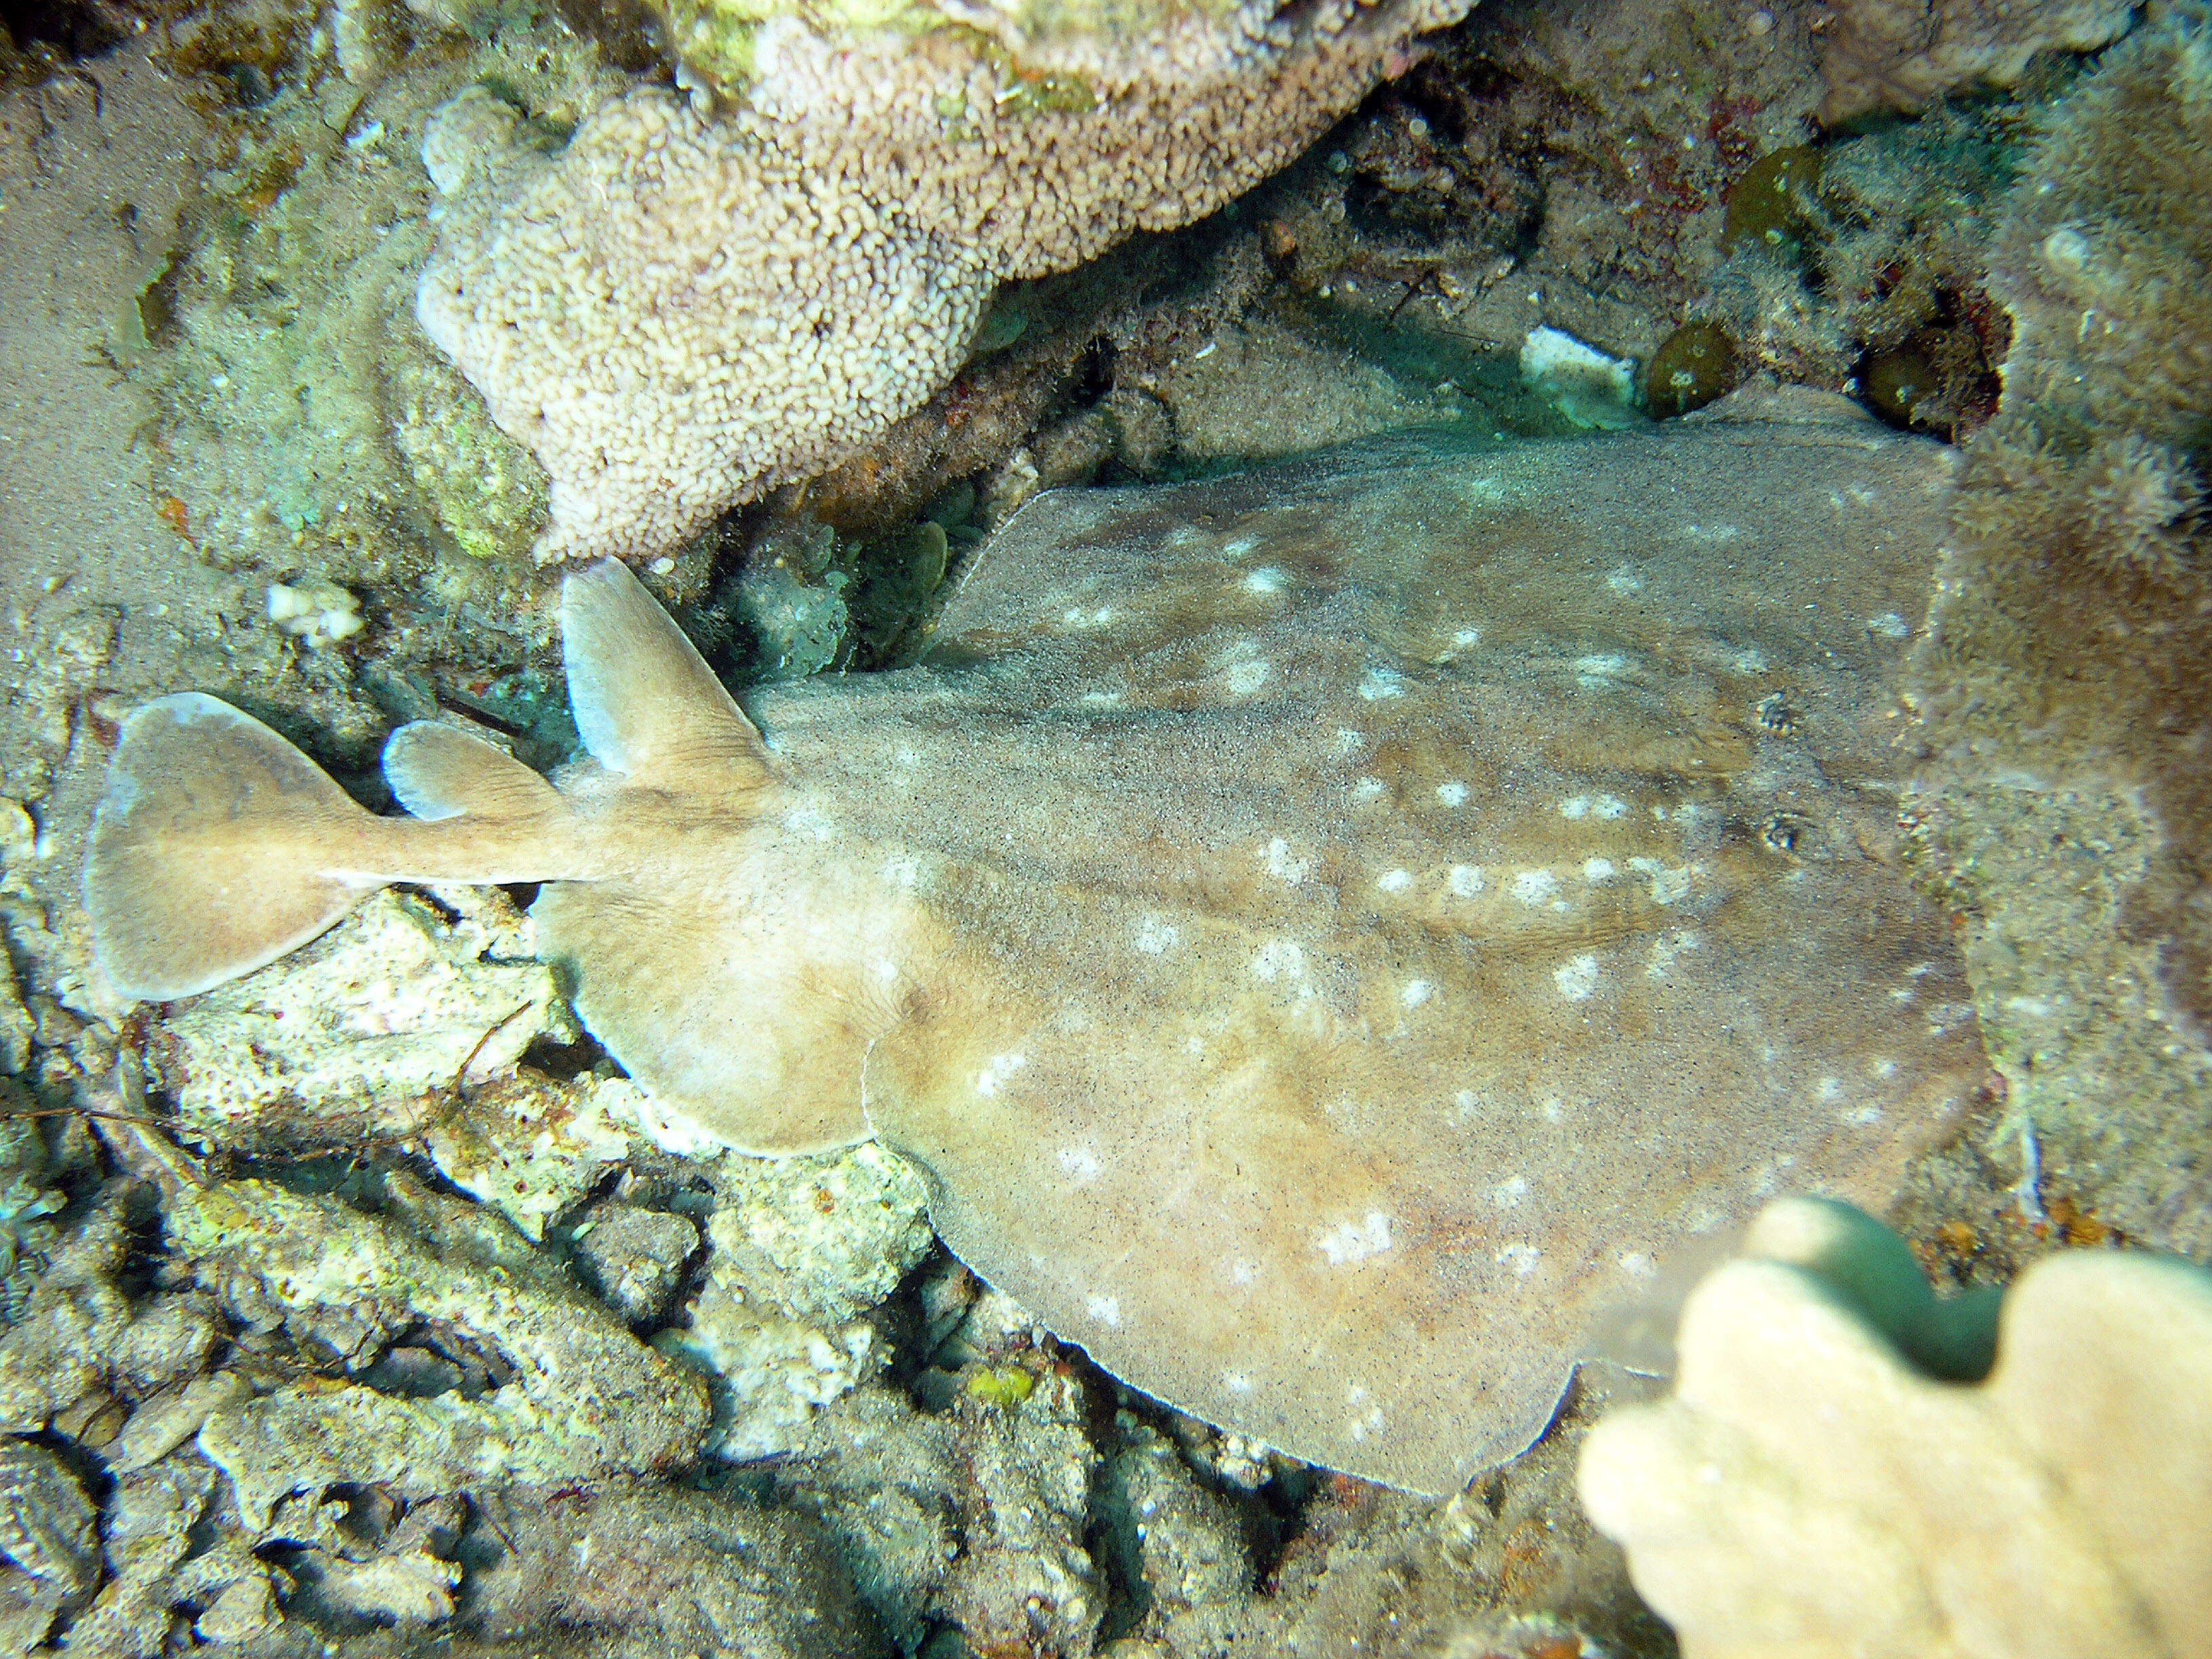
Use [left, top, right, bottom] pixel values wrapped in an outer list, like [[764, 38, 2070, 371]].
[[572, 1202, 701, 1325]]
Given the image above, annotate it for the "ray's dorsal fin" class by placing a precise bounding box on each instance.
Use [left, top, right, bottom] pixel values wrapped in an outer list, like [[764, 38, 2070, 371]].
[[560, 560, 770, 789], [85, 694, 382, 1002], [383, 721, 562, 823]]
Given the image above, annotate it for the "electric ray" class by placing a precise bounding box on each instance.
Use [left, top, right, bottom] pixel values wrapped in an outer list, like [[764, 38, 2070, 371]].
[[86, 409, 1984, 1494]]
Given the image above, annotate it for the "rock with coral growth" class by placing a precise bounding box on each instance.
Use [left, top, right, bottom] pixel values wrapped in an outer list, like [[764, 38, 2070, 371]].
[[1578, 1196, 2212, 1659], [415, 0, 1473, 561], [1905, 5, 2212, 1254], [1815, 0, 2136, 123]]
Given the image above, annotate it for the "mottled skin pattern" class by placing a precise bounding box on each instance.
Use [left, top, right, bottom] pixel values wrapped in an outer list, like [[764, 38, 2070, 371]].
[[87, 413, 1982, 1492]]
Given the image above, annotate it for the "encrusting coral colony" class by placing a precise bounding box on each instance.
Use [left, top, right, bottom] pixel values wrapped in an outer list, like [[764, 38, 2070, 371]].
[[0, 0, 2208, 1650], [416, 0, 1475, 559]]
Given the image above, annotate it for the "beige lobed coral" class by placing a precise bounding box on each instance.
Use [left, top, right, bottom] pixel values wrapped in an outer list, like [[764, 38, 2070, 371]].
[[1577, 1197, 2212, 1659], [1816, 0, 2138, 123], [416, 0, 1472, 561]]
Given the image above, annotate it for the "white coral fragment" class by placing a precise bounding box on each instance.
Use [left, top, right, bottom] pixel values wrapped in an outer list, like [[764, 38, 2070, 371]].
[[155, 886, 572, 1135], [265, 579, 363, 647], [1519, 325, 1637, 429]]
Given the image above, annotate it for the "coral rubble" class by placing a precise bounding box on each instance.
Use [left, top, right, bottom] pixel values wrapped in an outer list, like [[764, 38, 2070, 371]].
[[169, 1172, 712, 1525]]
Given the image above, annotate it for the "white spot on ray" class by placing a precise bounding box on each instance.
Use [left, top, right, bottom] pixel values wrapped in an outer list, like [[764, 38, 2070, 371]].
[[1220, 536, 1258, 559], [1619, 1251, 1658, 1277], [1087, 1294, 1122, 1326], [1261, 838, 1311, 885], [1449, 865, 1486, 897], [1134, 915, 1179, 954], [1629, 856, 1692, 905], [1252, 939, 1306, 981], [1496, 1242, 1541, 1275], [1593, 794, 1628, 819], [976, 1052, 1027, 1096], [1224, 658, 1271, 697], [1229, 1259, 1259, 1285], [1575, 653, 1629, 687], [1584, 857, 1616, 882], [1057, 1146, 1103, 1183], [1358, 668, 1407, 701], [1352, 777, 1387, 802], [1221, 1371, 1255, 1394], [1376, 869, 1413, 893], [1401, 979, 1433, 1008], [1867, 611, 1910, 638], [1317, 1212, 1394, 1265], [1244, 566, 1288, 595], [1437, 780, 1469, 806], [1647, 929, 1700, 980], [1335, 728, 1366, 754], [1494, 1174, 1530, 1208], [1452, 627, 1481, 647], [1607, 564, 1643, 594], [1513, 869, 1560, 905], [170, 697, 241, 729], [1561, 796, 1590, 819], [1555, 954, 1600, 1001]]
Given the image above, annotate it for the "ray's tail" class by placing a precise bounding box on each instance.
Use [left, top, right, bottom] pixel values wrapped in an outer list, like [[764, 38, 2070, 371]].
[[85, 693, 559, 1002]]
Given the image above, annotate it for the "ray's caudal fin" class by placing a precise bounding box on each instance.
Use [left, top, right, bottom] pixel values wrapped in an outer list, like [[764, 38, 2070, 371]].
[[85, 695, 386, 1002], [83, 560, 763, 1006], [86, 693, 564, 1003]]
